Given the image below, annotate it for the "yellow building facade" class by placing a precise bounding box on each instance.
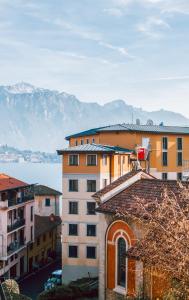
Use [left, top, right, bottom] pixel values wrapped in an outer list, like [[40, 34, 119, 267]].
[[67, 124, 189, 180]]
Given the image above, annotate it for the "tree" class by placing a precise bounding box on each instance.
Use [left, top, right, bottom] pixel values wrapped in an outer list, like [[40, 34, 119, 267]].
[[117, 183, 189, 298]]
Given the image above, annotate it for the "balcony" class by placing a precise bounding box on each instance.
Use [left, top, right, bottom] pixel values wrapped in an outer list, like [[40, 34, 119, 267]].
[[7, 240, 25, 256], [8, 194, 34, 207], [7, 218, 25, 233]]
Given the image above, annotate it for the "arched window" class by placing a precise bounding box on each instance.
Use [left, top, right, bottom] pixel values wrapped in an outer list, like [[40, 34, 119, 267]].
[[117, 237, 127, 288]]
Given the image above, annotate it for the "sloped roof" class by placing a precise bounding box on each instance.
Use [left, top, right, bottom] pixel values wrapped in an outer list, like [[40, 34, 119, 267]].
[[34, 185, 62, 196], [35, 214, 61, 238], [96, 179, 189, 214], [57, 143, 132, 154], [93, 170, 141, 198], [66, 123, 189, 140], [0, 173, 29, 192]]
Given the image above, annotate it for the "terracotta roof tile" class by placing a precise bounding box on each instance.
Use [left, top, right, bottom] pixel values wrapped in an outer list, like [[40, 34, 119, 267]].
[[93, 170, 154, 198], [35, 214, 62, 238], [0, 173, 28, 192], [97, 179, 189, 214]]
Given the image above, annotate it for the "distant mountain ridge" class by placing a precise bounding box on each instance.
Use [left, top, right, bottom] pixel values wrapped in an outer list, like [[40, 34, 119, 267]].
[[0, 82, 189, 151]]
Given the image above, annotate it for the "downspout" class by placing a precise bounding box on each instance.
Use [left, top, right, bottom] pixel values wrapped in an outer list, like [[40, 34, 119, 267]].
[[109, 155, 112, 184]]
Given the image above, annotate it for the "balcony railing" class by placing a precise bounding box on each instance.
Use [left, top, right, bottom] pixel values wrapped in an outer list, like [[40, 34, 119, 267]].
[[8, 194, 34, 207], [7, 240, 25, 256], [7, 218, 25, 233]]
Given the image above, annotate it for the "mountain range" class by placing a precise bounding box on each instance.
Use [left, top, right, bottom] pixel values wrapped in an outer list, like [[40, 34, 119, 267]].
[[0, 82, 189, 152]]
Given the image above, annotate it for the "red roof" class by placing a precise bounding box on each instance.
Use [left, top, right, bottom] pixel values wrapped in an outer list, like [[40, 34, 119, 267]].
[[0, 173, 28, 192], [97, 179, 189, 214]]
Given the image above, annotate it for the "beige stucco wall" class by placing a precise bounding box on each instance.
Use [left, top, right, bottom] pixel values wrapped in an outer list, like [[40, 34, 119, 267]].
[[35, 195, 60, 216]]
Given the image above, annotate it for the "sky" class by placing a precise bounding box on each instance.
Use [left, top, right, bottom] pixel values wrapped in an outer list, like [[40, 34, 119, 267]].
[[0, 0, 189, 116]]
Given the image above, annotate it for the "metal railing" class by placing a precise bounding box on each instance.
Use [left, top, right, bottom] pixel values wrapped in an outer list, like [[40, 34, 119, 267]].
[[7, 219, 25, 233], [8, 195, 34, 207], [7, 240, 25, 256]]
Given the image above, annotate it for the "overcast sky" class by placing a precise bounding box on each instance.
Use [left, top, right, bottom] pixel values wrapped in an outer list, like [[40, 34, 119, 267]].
[[0, 0, 189, 116]]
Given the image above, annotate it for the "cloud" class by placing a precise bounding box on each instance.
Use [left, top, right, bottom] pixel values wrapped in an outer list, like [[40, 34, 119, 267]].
[[99, 41, 134, 58], [137, 16, 170, 38]]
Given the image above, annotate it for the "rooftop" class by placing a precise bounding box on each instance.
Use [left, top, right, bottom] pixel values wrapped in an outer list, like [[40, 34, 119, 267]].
[[66, 123, 189, 140], [35, 214, 61, 238], [34, 185, 62, 196], [0, 173, 29, 192], [57, 143, 133, 154], [96, 179, 189, 214], [93, 170, 143, 198]]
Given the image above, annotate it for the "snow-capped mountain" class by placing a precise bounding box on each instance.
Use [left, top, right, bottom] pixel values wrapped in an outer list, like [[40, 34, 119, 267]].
[[0, 83, 189, 151]]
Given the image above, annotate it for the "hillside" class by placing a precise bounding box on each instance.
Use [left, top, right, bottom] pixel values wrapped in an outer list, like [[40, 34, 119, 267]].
[[0, 83, 189, 151]]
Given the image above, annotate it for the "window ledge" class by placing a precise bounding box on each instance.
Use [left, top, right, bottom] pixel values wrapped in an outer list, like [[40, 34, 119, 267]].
[[113, 286, 126, 296]]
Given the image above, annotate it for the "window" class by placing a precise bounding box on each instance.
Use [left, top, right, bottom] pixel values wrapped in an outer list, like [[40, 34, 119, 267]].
[[177, 137, 183, 150], [69, 202, 78, 214], [81, 139, 84, 145], [13, 209, 17, 220], [103, 179, 108, 188], [87, 202, 96, 215], [69, 180, 78, 192], [30, 206, 33, 221], [45, 198, 50, 207], [75, 140, 78, 146], [87, 180, 96, 192], [31, 226, 33, 241], [162, 173, 168, 180], [86, 246, 96, 259], [162, 152, 168, 166], [86, 139, 89, 144], [162, 137, 168, 150], [92, 138, 95, 143], [69, 245, 78, 258], [87, 225, 96, 236], [177, 152, 183, 166], [69, 154, 79, 166], [69, 224, 78, 236], [177, 173, 182, 181], [87, 155, 97, 166], [37, 237, 40, 246], [117, 238, 126, 288], [102, 154, 107, 166]]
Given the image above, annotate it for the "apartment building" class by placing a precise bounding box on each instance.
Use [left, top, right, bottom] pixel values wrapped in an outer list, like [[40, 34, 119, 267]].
[[66, 123, 189, 180], [0, 174, 34, 279], [58, 144, 132, 282], [34, 185, 62, 217], [27, 214, 61, 272]]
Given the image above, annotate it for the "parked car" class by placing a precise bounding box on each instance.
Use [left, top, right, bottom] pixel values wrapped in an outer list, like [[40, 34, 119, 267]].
[[44, 270, 62, 291]]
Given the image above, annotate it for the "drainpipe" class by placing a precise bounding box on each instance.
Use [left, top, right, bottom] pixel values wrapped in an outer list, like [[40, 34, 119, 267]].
[[109, 155, 112, 184]]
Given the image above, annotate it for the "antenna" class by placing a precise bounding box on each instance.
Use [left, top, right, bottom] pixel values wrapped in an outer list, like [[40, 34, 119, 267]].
[[131, 112, 134, 124]]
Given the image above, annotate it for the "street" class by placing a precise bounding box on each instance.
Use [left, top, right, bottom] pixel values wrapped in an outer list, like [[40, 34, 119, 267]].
[[19, 260, 61, 300]]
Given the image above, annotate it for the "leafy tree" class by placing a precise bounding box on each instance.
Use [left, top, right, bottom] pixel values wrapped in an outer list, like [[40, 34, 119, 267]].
[[117, 184, 189, 298]]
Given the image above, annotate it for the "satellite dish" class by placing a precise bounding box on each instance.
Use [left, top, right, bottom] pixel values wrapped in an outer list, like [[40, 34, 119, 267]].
[[146, 119, 154, 126]]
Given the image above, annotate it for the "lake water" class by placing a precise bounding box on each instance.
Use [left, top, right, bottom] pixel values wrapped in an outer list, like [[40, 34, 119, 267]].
[[0, 162, 62, 192]]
